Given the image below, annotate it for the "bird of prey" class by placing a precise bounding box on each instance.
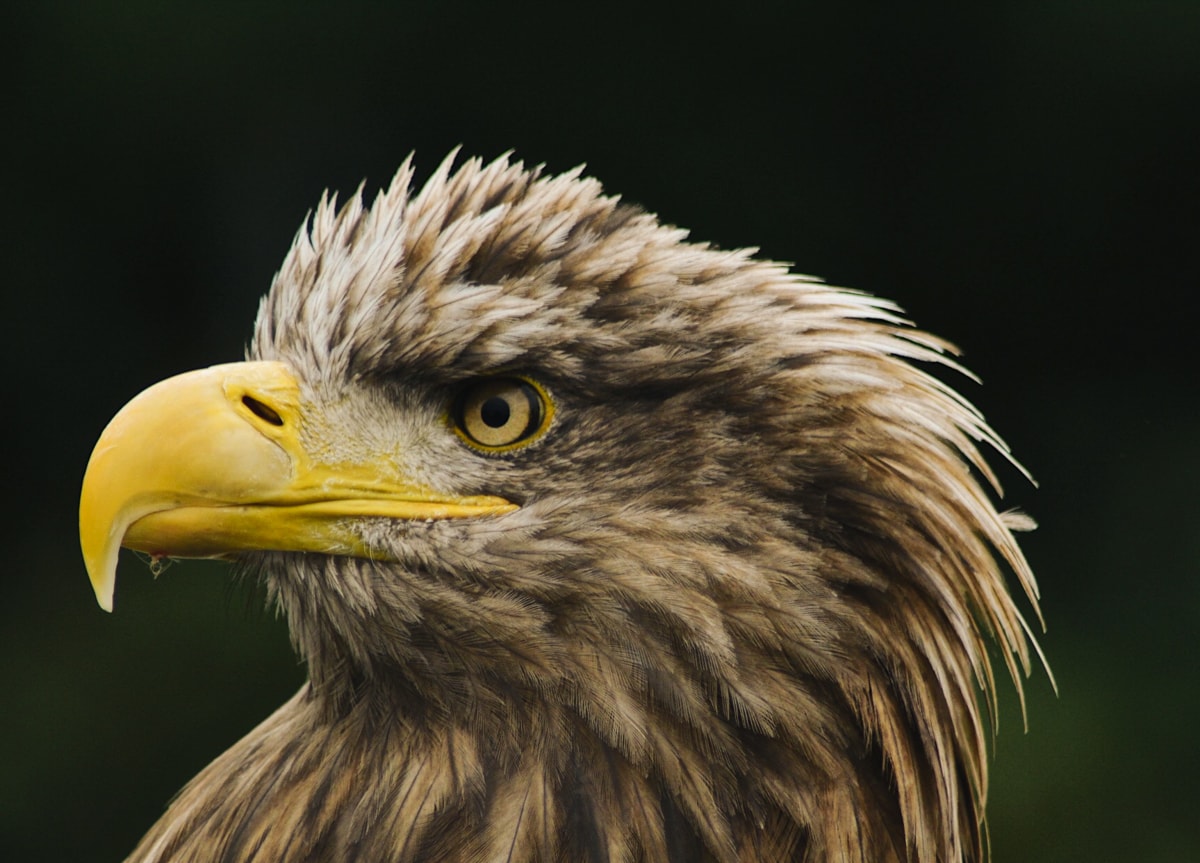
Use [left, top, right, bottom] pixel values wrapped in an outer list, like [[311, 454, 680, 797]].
[[80, 152, 1045, 863]]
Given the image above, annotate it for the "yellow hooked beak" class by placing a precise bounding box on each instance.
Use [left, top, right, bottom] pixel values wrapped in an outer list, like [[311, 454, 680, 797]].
[[79, 361, 517, 611]]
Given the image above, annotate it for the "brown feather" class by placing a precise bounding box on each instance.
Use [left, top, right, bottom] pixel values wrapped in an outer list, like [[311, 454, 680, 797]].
[[123, 153, 1045, 862]]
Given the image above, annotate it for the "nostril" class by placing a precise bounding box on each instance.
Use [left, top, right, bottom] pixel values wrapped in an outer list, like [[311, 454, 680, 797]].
[[242, 395, 284, 426]]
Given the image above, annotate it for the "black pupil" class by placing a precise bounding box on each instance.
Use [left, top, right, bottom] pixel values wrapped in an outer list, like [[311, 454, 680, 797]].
[[480, 396, 511, 428]]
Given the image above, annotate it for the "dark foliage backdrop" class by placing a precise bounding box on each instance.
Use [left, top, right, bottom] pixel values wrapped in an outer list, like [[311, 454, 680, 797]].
[[5, 3, 1196, 860]]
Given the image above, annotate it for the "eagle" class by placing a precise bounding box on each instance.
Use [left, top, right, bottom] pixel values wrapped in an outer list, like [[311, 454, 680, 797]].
[[80, 152, 1044, 863]]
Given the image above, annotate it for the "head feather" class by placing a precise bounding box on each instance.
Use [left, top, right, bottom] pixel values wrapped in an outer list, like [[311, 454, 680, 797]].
[[136, 153, 1045, 863]]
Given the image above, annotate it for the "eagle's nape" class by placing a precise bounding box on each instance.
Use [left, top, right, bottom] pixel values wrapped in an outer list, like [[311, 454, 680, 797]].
[[80, 152, 1046, 863]]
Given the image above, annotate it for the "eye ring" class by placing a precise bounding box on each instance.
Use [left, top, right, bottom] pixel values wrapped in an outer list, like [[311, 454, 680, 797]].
[[452, 377, 554, 452]]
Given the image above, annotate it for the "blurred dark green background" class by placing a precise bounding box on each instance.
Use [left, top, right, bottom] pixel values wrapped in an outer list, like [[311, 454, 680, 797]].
[[5, 2, 1197, 860]]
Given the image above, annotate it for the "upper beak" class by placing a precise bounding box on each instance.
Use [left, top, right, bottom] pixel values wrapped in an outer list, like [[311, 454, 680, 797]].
[[79, 361, 516, 611]]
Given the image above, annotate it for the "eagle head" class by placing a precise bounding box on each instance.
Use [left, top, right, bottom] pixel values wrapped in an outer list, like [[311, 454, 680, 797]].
[[80, 153, 1043, 862]]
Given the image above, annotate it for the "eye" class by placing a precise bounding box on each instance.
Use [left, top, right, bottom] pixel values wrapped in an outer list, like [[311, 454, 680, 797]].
[[452, 377, 552, 451]]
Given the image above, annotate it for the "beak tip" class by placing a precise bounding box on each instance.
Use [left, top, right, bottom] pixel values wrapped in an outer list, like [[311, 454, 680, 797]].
[[83, 545, 118, 613], [89, 570, 116, 613]]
